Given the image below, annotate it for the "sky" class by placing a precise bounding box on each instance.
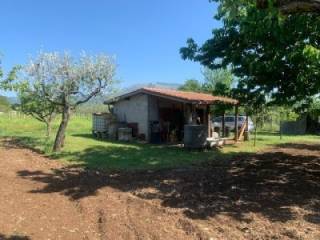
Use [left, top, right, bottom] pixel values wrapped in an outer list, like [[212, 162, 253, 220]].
[[0, 0, 220, 96]]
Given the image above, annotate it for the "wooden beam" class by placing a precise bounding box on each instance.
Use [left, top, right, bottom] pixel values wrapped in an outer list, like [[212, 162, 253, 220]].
[[238, 121, 247, 141], [222, 113, 225, 138], [234, 105, 239, 142], [244, 113, 249, 141], [207, 105, 211, 137]]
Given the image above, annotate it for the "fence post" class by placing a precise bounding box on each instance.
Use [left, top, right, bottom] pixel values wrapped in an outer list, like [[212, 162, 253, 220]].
[[254, 112, 258, 147], [234, 105, 239, 142], [279, 111, 282, 140]]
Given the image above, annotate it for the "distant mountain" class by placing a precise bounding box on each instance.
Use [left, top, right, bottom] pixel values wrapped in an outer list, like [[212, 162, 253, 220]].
[[7, 97, 20, 105], [110, 82, 181, 99], [0, 95, 12, 112]]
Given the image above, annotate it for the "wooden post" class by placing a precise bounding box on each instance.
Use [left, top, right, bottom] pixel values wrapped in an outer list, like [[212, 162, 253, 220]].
[[192, 104, 196, 124], [234, 105, 239, 142], [185, 104, 192, 124], [279, 111, 283, 140], [244, 112, 249, 141], [207, 105, 211, 138], [254, 114, 258, 147], [222, 112, 225, 138], [202, 106, 206, 125]]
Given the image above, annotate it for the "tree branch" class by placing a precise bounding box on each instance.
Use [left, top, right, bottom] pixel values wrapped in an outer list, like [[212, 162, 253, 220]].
[[75, 79, 103, 105], [257, 0, 320, 14]]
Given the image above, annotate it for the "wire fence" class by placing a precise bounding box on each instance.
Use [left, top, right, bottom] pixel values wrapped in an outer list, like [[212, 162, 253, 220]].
[[252, 108, 300, 133], [0, 111, 92, 120], [1, 108, 302, 135]]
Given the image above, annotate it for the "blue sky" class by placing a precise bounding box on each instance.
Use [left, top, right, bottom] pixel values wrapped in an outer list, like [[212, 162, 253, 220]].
[[0, 0, 220, 95]]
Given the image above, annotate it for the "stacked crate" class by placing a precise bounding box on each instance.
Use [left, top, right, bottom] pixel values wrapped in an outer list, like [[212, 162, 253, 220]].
[[92, 113, 117, 138]]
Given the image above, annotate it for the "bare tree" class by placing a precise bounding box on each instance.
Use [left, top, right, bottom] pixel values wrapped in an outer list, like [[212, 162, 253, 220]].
[[26, 51, 116, 152]]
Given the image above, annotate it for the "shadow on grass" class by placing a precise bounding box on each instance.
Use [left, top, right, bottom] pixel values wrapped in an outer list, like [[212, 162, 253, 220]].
[[16, 141, 320, 225], [1, 136, 52, 154], [0, 233, 31, 240], [48, 133, 217, 170], [256, 131, 280, 136], [276, 143, 320, 152]]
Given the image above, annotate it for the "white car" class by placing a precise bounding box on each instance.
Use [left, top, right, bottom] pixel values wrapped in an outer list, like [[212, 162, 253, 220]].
[[212, 115, 254, 132]]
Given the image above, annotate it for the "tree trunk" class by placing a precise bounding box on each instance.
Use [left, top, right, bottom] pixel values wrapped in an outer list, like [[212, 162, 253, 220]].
[[45, 121, 52, 138], [222, 113, 225, 138], [254, 114, 258, 147], [53, 105, 71, 152], [234, 105, 239, 142], [244, 113, 249, 141]]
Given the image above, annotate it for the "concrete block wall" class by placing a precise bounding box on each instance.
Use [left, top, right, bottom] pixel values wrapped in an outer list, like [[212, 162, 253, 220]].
[[113, 93, 149, 140], [148, 96, 159, 122]]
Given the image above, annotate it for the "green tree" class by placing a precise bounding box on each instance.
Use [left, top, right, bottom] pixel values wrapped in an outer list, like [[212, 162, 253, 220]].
[[178, 79, 202, 92], [0, 60, 18, 113], [1, 68, 59, 137], [180, 0, 320, 106], [0, 95, 11, 112], [0, 58, 2, 80], [19, 86, 58, 138], [202, 68, 235, 116], [202, 68, 233, 94], [25, 51, 117, 152]]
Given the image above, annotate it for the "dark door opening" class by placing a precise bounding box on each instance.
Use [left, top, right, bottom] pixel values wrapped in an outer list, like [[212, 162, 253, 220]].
[[159, 108, 184, 143]]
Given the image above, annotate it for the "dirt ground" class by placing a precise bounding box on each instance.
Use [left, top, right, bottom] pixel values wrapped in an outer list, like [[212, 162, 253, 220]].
[[0, 139, 319, 240]]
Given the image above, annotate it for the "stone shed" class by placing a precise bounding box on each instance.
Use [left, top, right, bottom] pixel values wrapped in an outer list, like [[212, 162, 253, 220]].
[[105, 87, 238, 143]]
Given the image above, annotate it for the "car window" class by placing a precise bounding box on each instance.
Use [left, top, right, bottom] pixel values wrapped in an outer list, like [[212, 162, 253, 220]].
[[213, 117, 222, 122], [238, 116, 245, 121], [225, 116, 234, 122]]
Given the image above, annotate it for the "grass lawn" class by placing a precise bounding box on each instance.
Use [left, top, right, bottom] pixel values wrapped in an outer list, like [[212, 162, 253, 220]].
[[1, 114, 319, 170]]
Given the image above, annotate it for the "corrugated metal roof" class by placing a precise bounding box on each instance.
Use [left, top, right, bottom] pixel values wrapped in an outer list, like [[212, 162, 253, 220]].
[[105, 87, 239, 105]]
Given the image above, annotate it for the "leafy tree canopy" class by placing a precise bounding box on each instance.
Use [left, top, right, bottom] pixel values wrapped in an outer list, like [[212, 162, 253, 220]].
[[202, 68, 233, 95], [180, 0, 320, 107], [180, 68, 236, 115], [0, 95, 11, 112], [0, 57, 12, 112], [24, 51, 117, 152], [178, 79, 203, 92], [1, 65, 58, 137], [0, 60, 2, 80]]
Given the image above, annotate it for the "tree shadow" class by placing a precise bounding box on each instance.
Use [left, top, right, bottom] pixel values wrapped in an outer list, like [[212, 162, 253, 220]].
[[71, 133, 184, 149], [0, 233, 31, 240], [1, 137, 50, 154], [256, 131, 280, 136], [50, 137, 217, 170], [16, 142, 320, 224], [276, 143, 320, 152]]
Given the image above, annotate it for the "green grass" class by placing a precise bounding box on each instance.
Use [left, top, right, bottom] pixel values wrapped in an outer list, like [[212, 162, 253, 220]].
[[0, 114, 319, 170]]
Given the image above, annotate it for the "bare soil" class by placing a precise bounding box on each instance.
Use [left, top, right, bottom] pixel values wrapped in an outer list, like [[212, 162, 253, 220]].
[[0, 139, 319, 240]]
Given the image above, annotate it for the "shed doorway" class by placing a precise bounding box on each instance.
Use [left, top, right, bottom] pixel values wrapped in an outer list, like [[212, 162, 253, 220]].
[[159, 107, 184, 143]]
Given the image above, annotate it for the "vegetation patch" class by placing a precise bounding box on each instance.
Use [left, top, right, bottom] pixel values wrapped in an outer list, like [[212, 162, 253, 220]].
[[1, 114, 319, 170]]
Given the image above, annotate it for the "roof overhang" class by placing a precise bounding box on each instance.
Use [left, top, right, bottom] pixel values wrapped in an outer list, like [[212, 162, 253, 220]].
[[104, 88, 239, 105]]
